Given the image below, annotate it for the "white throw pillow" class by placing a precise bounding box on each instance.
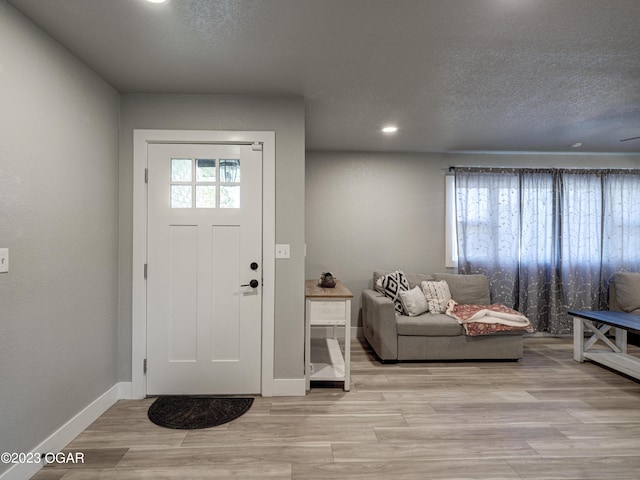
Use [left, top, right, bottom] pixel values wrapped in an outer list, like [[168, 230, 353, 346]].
[[421, 280, 452, 314], [399, 286, 429, 317]]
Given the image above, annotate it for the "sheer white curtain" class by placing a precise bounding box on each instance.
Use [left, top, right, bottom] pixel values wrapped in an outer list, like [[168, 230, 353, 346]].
[[558, 171, 603, 319], [455, 167, 640, 334], [518, 171, 563, 332], [455, 170, 520, 296], [602, 173, 640, 279]]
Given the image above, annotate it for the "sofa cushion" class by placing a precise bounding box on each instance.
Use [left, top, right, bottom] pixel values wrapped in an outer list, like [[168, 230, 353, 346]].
[[421, 280, 452, 313], [405, 272, 435, 289], [374, 270, 434, 289], [375, 270, 410, 314], [399, 286, 429, 316], [433, 273, 490, 304], [396, 313, 464, 336], [612, 272, 640, 314]]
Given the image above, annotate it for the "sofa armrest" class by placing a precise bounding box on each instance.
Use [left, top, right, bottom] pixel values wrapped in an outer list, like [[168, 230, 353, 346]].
[[362, 289, 398, 361]]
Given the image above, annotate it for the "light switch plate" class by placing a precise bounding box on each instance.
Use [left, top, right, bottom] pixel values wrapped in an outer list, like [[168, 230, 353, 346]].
[[275, 244, 290, 259], [0, 248, 8, 273]]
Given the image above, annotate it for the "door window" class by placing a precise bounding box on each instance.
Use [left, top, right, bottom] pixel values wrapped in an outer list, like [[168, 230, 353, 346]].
[[170, 157, 240, 208]]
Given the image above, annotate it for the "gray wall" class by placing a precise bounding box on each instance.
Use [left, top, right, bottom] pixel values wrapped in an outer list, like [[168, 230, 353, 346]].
[[0, 1, 120, 470], [306, 151, 640, 327], [118, 94, 306, 381]]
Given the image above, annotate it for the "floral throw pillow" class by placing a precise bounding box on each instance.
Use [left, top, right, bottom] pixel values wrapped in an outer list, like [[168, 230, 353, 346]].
[[376, 270, 410, 314]]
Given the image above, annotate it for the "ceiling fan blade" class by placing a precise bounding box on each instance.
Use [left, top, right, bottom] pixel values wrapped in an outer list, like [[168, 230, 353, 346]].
[[619, 136, 640, 142]]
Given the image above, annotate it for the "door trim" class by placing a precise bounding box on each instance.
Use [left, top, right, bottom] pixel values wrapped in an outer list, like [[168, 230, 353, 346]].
[[132, 129, 275, 399]]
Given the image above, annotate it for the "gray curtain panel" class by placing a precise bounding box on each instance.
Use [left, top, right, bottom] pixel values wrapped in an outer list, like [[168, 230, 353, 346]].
[[454, 167, 640, 334]]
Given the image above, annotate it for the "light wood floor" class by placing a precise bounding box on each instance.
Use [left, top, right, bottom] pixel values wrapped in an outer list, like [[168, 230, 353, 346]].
[[33, 337, 640, 479]]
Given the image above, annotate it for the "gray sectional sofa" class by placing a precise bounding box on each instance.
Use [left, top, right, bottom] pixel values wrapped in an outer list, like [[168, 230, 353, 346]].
[[362, 270, 526, 362], [609, 271, 640, 345]]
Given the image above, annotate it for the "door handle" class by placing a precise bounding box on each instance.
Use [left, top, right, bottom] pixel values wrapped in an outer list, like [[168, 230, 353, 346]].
[[241, 279, 260, 288]]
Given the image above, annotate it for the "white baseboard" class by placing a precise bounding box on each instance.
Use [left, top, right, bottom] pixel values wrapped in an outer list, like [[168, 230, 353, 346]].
[[118, 381, 133, 399], [270, 378, 306, 396], [0, 382, 123, 480]]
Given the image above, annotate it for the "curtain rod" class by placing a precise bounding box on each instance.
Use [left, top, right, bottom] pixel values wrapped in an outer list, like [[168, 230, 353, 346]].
[[446, 166, 640, 174]]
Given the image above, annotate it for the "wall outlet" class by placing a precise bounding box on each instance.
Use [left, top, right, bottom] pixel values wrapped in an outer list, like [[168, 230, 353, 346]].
[[0, 248, 8, 273], [275, 244, 290, 259]]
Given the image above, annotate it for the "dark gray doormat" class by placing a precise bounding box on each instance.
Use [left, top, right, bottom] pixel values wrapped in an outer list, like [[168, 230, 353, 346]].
[[147, 396, 254, 429]]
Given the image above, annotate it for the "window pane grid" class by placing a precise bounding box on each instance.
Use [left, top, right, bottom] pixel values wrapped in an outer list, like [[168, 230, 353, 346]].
[[170, 157, 241, 209]]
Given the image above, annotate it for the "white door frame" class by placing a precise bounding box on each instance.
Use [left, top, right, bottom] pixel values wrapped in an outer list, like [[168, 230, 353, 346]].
[[131, 129, 275, 399]]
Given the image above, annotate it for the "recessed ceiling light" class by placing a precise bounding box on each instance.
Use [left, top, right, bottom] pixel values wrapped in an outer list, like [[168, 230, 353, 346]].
[[382, 126, 398, 133], [146, 0, 168, 3], [571, 142, 583, 148]]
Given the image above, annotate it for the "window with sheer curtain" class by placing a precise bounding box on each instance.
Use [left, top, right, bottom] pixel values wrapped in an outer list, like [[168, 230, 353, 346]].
[[454, 167, 640, 334]]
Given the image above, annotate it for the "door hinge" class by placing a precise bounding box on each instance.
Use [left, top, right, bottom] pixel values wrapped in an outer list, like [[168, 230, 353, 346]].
[[144, 264, 148, 279], [251, 142, 262, 151], [145, 168, 148, 183], [143, 358, 147, 375]]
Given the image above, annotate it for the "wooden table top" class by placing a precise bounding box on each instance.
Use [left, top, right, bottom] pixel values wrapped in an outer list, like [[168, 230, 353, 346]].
[[569, 309, 640, 334], [305, 279, 353, 298]]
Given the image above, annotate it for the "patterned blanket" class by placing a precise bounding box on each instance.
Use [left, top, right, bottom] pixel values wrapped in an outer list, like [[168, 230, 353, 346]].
[[445, 300, 533, 336]]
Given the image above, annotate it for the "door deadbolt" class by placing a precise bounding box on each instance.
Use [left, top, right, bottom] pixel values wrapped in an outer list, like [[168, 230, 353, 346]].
[[250, 262, 259, 270], [241, 279, 259, 288]]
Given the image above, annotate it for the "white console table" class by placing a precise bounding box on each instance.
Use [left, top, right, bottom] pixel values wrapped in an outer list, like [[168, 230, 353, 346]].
[[305, 279, 353, 391]]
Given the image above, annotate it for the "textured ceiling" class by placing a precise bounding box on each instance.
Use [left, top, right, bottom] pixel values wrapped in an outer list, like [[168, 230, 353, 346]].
[[7, 0, 640, 153]]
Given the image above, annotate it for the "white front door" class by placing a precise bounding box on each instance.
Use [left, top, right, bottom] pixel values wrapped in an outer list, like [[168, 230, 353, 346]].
[[146, 143, 262, 395]]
